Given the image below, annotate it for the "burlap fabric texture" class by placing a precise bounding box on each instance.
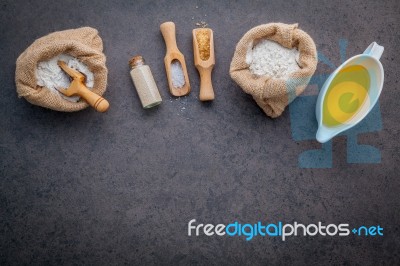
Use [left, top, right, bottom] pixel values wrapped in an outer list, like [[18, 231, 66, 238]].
[[230, 23, 317, 118], [15, 27, 107, 112]]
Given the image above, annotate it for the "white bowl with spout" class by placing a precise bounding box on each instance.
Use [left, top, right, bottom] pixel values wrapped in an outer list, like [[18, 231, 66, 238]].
[[315, 42, 384, 143]]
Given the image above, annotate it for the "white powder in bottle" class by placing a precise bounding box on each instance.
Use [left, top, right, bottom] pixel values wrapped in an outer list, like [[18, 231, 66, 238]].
[[170, 60, 185, 88], [246, 39, 301, 79], [36, 54, 94, 102]]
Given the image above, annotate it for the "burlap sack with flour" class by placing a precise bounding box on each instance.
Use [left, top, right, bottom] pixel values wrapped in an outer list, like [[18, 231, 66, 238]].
[[15, 27, 107, 112], [230, 23, 317, 118]]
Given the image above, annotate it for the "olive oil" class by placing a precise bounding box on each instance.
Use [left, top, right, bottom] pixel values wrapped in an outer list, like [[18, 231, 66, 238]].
[[322, 65, 370, 127]]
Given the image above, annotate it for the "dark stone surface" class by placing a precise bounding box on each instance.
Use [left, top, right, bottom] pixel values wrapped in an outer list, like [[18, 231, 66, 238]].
[[1, 0, 399, 265]]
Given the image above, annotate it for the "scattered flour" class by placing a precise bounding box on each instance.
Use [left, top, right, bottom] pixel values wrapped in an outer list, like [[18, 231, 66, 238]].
[[170, 60, 185, 88], [246, 39, 301, 79], [36, 54, 94, 102]]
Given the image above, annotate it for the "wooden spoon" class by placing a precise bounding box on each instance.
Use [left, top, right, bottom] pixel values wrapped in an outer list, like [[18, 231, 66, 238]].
[[193, 28, 215, 101], [160, 22, 191, 97]]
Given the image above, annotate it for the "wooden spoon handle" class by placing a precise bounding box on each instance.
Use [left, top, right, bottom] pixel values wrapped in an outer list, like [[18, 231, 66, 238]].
[[160, 22, 179, 54], [198, 68, 215, 101], [78, 86, 110, 112]]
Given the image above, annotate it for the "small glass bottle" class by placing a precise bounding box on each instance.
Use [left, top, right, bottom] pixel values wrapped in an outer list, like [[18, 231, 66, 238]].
[[129, 56, 162, 108]]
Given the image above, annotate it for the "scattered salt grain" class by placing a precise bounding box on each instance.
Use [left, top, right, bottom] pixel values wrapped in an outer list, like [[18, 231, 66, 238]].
[[247, 39, 300, 79], [195, 21, 208, 28], [170, 60, 185, 88]]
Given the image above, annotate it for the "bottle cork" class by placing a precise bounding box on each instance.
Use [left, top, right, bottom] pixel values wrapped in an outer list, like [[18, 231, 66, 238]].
[[129, 56, 162, 109]]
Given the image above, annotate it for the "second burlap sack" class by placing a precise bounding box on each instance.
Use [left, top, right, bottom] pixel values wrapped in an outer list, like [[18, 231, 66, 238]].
[[230, 23, 317, 118], [15, 27, 108, 112]]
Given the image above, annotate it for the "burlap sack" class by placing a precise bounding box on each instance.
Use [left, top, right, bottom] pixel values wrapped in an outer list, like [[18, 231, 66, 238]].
[[15, 27, 107, 112], [230, 23, 317, 118]]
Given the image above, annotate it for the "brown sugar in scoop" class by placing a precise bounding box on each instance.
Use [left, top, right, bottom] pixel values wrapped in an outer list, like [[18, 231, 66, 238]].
[[193, 28, 215, 101]]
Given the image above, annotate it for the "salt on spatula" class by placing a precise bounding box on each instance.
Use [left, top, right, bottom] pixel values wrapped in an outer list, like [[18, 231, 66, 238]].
[[160, 22, 191, 96]]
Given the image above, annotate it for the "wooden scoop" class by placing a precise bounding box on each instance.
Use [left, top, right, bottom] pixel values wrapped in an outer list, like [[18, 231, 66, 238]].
[[160, 21, 191, 96], [57, 61, 109, 112], [193, 28, 215, 101]]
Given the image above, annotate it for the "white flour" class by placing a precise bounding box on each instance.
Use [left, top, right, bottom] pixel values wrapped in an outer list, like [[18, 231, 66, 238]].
[[36, 54, 94, 102], [246, 39, 300, 79], [170, 60, 185, 88]]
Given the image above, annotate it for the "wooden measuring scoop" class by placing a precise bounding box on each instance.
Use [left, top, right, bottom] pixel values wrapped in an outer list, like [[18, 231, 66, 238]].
[[160, 22, 191, 96], [57, 61, 109, 112], [193, 28, 215, 101]]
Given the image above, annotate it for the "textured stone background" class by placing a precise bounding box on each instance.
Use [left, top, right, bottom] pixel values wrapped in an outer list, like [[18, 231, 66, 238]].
[[1, 0, 399, 265]]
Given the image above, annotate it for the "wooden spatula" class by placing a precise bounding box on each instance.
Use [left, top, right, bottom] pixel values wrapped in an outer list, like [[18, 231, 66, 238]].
[[193, 28, 215, 101], [160, 21, 191, 97], [57, 60, 109, 112]]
